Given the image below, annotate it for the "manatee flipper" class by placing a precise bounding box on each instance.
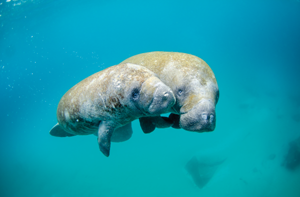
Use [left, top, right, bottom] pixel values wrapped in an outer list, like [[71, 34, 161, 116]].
[[49, 123, 75, 137], [152, 116, 174, 128], [111, 123, 133, 142], [139, 117, 156, 134], [93, 123, 133, 142], [97, 121, 115, 157], [169, 113, 181, 129], [139, 116, 174, 134]]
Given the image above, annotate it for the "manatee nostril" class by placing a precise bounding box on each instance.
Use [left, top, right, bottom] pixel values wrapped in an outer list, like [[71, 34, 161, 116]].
[[162, 92, 169, 101], [201, 114, 208, 120], [162, 91, 174, 103], [210, 114, 214, 122]]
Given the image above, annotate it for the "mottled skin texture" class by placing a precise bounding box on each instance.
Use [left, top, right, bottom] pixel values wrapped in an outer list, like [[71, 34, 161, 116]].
[[122, 52, 219, 132], [52, 63, 175, 156]]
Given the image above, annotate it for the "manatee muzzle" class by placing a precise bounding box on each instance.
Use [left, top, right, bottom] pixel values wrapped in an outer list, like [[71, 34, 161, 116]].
[[179, 100, 216, 132], [148, 84, 176, 115], [138, 77, 176, 116]]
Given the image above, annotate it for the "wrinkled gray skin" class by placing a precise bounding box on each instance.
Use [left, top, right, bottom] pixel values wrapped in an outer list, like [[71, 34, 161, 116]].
[[122, 52, 219, 133], [49, 63, 175, 157]]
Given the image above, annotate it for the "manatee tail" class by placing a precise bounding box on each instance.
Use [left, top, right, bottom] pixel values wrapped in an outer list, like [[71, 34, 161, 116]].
[[49, 123, 75, 137]]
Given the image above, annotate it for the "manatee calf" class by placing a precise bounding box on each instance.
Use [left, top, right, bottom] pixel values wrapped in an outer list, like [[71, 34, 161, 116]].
[[121, 52, 219, 133], [49, 63, 175, 157]]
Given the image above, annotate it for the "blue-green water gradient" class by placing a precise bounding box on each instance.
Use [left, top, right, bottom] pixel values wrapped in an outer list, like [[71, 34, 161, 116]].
[[1, 0, 300, 196]]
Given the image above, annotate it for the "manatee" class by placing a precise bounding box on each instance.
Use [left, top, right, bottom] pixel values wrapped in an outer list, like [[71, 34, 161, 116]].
[[121, 52, 219, 133], [49, 63, 176, 157]]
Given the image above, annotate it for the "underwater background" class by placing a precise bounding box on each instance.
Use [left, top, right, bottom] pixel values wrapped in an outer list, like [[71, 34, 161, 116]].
[[1, 0, 300, 196]]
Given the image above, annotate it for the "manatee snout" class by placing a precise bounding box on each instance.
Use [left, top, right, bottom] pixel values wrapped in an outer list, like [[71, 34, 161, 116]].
[[139, 77, 176, 116], [180, 100, 216, 132], [148, 85, 175, 115]]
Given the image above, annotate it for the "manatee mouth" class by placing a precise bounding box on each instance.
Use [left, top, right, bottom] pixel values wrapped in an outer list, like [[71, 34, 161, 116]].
[[138, 76, 176, 116], [147, 89, 176, 115], [180, 112, 216, 132], [179, 100, 216, 132], [141, 106, 151, 116]]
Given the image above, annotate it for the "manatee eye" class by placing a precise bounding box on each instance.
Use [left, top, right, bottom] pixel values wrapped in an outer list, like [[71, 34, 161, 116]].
[[178, 89, 183, 96], [131, 88, 140, 101]]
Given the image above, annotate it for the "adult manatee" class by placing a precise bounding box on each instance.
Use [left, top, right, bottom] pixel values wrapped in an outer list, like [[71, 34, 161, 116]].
[[122, 52, 219, 133], [49, 63, 176, 157]]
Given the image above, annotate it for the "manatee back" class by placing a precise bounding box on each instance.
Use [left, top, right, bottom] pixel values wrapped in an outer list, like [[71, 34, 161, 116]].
[[122, 52, 217, 84], [122, 52, 219, 107]]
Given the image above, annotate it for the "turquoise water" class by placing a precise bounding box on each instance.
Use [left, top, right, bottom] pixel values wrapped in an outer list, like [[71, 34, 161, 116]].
[[1, 0, 300, 196]]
